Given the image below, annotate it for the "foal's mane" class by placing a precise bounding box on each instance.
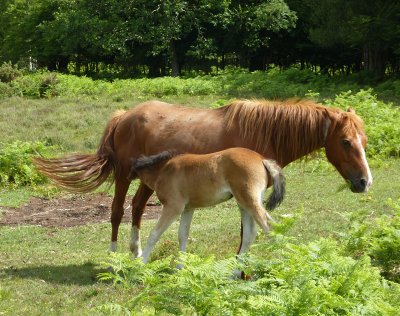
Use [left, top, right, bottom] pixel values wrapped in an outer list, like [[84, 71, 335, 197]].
[[223, 99, 364, 164]]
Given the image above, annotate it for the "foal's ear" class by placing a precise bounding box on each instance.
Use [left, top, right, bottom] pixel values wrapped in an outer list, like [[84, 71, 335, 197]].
[[347, 107, 355, 114]]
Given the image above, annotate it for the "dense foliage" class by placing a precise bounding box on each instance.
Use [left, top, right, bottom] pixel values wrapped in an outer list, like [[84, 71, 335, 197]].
[[2, 67, 400, 102], [0, 0, 399, 78], [98, 206, 400, 315], [345, 199, 400, 283]]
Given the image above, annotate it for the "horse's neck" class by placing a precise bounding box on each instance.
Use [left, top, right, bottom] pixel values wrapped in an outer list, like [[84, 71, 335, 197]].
[[276, 124, 326, 167], [228, 114, 326, 167], [280, 141, 325, 167]]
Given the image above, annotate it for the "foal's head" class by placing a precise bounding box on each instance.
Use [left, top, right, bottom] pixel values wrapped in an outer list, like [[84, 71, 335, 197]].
[[324, 108, 372, 193]]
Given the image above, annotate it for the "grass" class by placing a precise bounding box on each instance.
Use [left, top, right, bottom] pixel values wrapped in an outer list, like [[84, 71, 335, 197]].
[[1, 160, 399, 315], [1, 73, 399, 314]]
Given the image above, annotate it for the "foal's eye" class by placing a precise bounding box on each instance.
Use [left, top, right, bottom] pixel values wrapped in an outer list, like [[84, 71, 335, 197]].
[[342, 139, 351, 148]]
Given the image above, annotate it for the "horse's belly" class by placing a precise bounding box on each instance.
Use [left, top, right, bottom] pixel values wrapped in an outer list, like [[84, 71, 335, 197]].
[[185, 186, 233, 209]]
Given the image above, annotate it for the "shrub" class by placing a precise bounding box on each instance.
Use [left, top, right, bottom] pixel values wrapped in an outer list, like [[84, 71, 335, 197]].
[[0, 82, 16, 98], [0, 141, 53, 188], [12, 72, 61, 98], [0, 62, 22, 83]]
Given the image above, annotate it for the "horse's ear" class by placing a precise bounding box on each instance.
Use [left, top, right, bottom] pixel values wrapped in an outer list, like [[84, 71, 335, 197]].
[[347, 107, 355, 114]]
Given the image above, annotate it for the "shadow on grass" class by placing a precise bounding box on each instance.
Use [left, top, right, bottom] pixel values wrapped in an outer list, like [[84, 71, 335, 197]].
[[0, 261, 106, 285]]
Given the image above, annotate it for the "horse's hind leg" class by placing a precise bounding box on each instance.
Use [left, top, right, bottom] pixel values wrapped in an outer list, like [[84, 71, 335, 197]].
[[142, 202, 184, 263], [109, 177, 131, 252], [178, 209, 195, 252], [130, 183, 154, 257]]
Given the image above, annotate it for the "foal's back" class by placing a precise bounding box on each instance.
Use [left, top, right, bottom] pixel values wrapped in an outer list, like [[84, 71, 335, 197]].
[[154, 148, 269, 209]]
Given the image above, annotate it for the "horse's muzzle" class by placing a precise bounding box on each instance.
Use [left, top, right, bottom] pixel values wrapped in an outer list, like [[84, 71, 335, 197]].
[[350, 177, 369, 193]]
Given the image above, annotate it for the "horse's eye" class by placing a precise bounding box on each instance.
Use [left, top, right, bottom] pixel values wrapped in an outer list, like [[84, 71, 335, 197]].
[[342, 139, 351, 148]]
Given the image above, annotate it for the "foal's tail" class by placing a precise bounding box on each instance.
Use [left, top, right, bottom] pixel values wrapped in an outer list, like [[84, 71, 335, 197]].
[[262, 159, 285, 210], [129, 151, 175, 178], [33, 110, 126, 193]]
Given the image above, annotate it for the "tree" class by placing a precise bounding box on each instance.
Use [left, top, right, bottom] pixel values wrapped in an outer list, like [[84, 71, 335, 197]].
[[307, 0, 400, 78]]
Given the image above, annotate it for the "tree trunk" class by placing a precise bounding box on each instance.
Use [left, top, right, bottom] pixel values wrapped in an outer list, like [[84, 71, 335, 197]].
[[363, 43, 386, 79], [169, 39, 180, 77]]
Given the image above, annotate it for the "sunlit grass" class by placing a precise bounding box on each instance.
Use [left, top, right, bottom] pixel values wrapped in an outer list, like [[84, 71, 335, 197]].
[[1, 160, 399, 315]]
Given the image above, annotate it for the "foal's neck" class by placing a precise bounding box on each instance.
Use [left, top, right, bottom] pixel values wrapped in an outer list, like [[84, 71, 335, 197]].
[[136, 164, 166, 191]]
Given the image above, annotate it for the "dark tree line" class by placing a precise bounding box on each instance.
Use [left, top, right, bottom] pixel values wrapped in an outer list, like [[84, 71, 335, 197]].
[[0, 0, 399, 79]]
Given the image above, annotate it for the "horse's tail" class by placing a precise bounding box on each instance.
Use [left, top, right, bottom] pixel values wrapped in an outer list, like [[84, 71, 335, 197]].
[[33, 110, 126, 193], [262, 159, 285, 210], [129, 151, 175, 178]]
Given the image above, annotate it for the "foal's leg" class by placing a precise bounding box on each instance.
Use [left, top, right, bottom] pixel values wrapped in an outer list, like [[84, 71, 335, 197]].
[[234, 190, 271, 236], [233, 189, 272, 255], [142, 203, 184, 263], [237, 206, 258, 255], [130, 183, 154, 257], [178, 209, 195, 252], [109, 178, 131, 252], [233, 206, 258, 279]]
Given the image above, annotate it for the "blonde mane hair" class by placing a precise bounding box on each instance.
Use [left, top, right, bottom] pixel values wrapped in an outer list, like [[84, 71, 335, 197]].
[[223, 99, 364, 163]]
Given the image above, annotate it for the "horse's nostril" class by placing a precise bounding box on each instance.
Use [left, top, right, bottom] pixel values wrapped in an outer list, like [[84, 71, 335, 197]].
[[360, 178, 367, 188]]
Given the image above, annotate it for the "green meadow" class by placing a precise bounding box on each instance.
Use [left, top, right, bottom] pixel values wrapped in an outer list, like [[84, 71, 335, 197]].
[[1, 70, 400, 315]]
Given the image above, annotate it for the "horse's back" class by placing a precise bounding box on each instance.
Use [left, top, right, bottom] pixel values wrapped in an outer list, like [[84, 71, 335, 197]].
[[112, 101, 231, 172]]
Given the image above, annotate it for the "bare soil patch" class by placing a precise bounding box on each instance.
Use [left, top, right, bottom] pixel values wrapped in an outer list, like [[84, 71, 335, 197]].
[[0, 194, 162, 227]]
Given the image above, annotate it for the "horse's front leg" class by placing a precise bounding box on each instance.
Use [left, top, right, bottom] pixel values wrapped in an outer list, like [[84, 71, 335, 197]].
[[130, 183, 154, 257], [109, 178, 131, 252], [142, 203, 184, 263]]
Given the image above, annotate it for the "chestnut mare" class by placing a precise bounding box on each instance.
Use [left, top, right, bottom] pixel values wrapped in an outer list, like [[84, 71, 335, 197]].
[[34, 99, 372, 254], [129, 148, 285, 263]]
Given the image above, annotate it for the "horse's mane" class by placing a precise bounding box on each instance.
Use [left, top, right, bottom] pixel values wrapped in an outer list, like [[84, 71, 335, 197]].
[[223, 99, 364, 164]]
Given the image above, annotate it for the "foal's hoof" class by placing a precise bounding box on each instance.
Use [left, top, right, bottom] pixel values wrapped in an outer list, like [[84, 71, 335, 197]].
[[106, 266, 115, 273]]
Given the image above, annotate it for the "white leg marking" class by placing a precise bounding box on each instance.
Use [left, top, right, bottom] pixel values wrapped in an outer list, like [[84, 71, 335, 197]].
[[130, 225, 142, 258], [233, 208, 258, 278], [357, 134, 373, 190], [179, 210, 194, 252], [238, 208, 257, 255], [108, 241, 117, 253]]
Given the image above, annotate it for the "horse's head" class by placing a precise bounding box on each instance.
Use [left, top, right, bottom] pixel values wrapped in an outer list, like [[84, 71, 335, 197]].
[[324, 108, 372, 193]]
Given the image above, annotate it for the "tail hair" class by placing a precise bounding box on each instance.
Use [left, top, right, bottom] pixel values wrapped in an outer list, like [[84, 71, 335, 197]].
[[33, 110, 125, 193], [130, 151, 175, 176], [262, 159, 285, 210]]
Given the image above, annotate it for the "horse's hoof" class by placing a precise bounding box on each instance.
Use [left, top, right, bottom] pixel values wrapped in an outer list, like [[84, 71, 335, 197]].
[[241, 271, 252, 280]]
